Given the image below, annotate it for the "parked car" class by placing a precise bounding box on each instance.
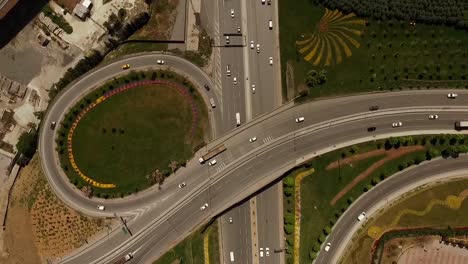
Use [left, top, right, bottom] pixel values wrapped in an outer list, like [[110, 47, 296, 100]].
[[367, 126, 376, 132], [229, 217, 233, 223], [269, 57, 273, 65], [208, 159, 217, 166], [252, 84, 256, 94], [250, 40, 254, 49], [260, 248, 264, 257], [230, 9, 235, 18], [233, 77, 238, 85], [256, 44, 261, 53]]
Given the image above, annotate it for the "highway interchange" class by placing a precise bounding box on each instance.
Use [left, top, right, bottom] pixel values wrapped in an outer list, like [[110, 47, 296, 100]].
[[36, 1, 468, 264]]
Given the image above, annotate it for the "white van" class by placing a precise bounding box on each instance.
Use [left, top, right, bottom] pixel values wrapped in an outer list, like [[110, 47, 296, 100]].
[[268, 20, 273, 30], [230, 251, 235, 262], [236, 112, 241, 126], [210, 98, 216, 108]]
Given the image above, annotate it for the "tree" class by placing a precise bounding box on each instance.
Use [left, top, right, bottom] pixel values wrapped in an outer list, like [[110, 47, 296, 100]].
[[284, 224, 294, 235], [284, 187, 294, 197], [284, 212, 295, 225], [16, 130, 38, 159], [309, 251, 317, 260], [323, 226, 332, 235], [169, 160, 179, 173], [283, 176, 295, 188], [305, 69, 327, 88], [81, 185, 93, 198], [147, 169, 165, 186]]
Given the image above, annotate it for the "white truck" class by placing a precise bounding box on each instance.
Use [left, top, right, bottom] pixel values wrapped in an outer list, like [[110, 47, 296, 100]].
[[230, 251, 235, 262], [198, 144, 227, 163]]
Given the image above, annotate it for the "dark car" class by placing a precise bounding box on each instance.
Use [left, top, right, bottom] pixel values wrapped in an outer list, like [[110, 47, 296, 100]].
[[50, 121, 56, 130], [204, 84, 210, 91], [369, 105, 379, 111], [367, 126, 376, 132]]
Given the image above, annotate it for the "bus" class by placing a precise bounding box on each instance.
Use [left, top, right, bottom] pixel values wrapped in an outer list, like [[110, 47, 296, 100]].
[[455, 121, 468, 130], [230, 251, 235, 262]]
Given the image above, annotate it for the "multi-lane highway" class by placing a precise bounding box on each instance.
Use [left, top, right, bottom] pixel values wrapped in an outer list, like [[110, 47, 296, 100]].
[[39, 64, 468, 264]]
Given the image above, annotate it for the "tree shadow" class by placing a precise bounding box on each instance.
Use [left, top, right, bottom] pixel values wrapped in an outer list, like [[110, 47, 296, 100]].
[[0, 0, 49, 49]]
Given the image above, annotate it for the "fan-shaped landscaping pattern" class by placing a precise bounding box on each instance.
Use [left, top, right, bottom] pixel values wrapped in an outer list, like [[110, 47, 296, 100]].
[[67, 79, 200, 190], [296, 8, 366, 66]]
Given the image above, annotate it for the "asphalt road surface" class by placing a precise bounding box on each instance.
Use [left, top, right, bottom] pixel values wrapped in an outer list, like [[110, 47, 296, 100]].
[[39, 64, 468, 264]]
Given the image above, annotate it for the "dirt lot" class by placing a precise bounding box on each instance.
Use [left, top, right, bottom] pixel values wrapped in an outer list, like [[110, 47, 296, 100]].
[[1, 156, 114, 264], [137, 0, 179, 40], [383, 236, 468, 264]]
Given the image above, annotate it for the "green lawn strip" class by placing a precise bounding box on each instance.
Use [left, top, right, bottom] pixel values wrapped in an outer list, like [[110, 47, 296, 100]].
[[42, 4, 73, 34], [56, 70, 207, 197], [106, 43, 168, 61], [279, 0, 468, 99], [283, 172, 296, 263], [283, 135, 467, 262], [208, 221, 220, 264], [340, 178, 468, 264], [152, 224, 216, 264]]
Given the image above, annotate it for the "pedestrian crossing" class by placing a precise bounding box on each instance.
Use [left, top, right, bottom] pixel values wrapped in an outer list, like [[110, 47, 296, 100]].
[[263, 135, 273, 144], [215, 161, 227, 173]]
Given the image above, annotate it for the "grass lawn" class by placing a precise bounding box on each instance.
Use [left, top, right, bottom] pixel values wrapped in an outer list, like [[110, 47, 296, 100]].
[[279, 0, 468, 99], [341, 178, 468, 264], [283, 135, 468, 262], [71, 83, 205, 195], [153, 222, 219, 264]]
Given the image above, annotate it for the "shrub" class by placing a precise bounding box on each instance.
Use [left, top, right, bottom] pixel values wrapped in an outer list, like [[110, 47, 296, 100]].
[[284, 212, 295, 225], [323, 226, 332, 235], [284, 224, 294, 235], [283, 176, 295, 188], [284, 187, 294, 197], [309, 251, 317, 260]]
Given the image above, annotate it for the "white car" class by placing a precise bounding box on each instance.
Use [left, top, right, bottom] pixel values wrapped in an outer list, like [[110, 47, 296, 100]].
[[256, 44, 260, 53], [295, 116, 305, 123], [208, 159, 217, 166], [178, 182, 186, 188], [249, 137, 257, 143], [226, 65, 231, 76], [261, 0, 265, 4], [230, 9, 235, 18], [447, 93, 458, 99], [428, 114, 439, 120], [233, 77, 238, 85], [266, 247, 270, 256], [357, 212, 366, 221], [225, 36, 230, 44], [252, 84, 256, 94], [237, 26, 241, 33], [200, 203, 209, 210], [229, 217, 233, 223], [324, 242, 331, 252], [250, 40, 254, 49], [97, 205, 105, 211], [269, 57, 273, 65], [156, 59, 164, 65], [392, 121, 403, 128], [259, 248, 264, 257]]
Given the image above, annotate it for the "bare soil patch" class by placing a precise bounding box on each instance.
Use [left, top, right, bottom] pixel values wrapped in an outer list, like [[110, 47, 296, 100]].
[[137, 0, 179, 40], [395, 236, 468, 264], [1, 156, 112, 263], [329, 146, 424, 205]]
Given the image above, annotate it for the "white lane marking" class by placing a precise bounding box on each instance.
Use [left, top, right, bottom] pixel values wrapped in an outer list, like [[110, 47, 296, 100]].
[[262, 135, 273, 144]]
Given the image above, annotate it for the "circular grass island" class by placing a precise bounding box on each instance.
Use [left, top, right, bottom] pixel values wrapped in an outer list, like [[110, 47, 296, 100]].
[[56, 71, 208, 198]]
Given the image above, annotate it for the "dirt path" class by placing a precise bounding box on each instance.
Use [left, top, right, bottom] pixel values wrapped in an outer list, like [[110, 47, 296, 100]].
[[326, 149, 387, 170], [330, 146, 425, 205]]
